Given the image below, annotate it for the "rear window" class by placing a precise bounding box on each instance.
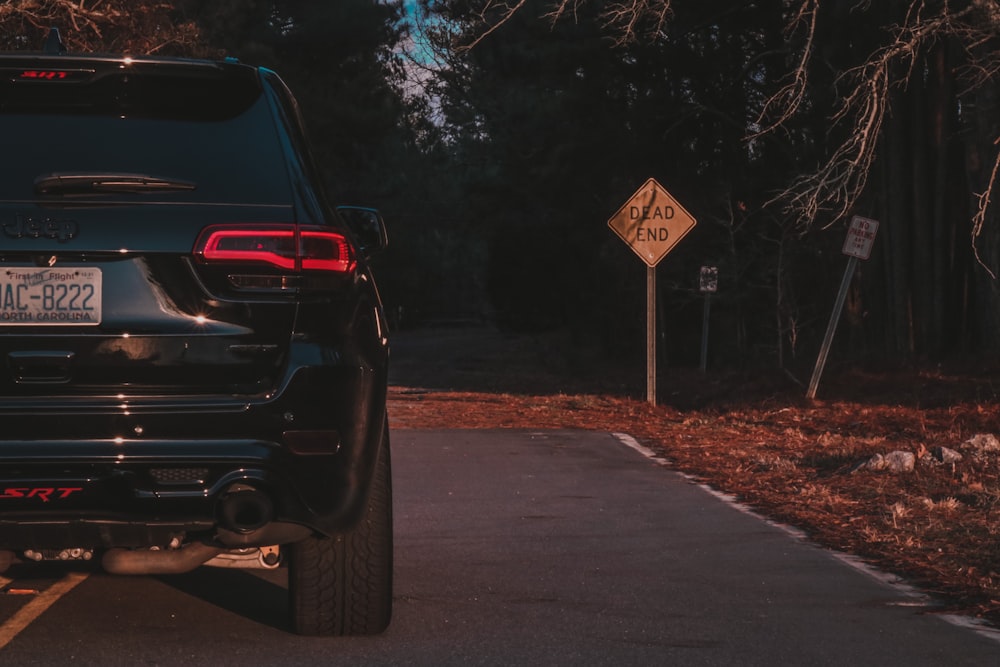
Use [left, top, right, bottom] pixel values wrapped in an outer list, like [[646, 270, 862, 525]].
[[0, 61, 292, 205]]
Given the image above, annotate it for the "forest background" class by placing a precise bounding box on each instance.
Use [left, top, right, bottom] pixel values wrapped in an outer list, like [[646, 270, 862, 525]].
[[5, 0, 1000, 378]]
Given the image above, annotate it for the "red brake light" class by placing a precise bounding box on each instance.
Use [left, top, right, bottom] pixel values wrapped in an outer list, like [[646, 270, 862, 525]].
[[20, 70, 67, 80], [195, 225, 356, 274], [299, 230, 356, 272], [13, 69, 94, 83], [198, 228, 297, 269]]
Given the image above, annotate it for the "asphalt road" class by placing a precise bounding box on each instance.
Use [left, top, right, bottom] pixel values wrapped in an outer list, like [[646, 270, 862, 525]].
[[0, 429, 997, 666]]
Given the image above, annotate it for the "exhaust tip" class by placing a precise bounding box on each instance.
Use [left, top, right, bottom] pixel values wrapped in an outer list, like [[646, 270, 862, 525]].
[[217, 484, 274, 534]]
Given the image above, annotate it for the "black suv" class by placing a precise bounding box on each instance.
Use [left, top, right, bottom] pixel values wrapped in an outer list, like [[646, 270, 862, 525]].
[[0, 32, 392, 636]]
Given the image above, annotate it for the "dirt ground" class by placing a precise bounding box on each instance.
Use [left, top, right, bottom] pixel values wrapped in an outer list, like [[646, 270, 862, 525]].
[[387, 326, 1000, 628]]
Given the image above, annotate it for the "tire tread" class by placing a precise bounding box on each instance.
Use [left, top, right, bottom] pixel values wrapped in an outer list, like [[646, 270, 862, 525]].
[[289, 431, 392, 636]]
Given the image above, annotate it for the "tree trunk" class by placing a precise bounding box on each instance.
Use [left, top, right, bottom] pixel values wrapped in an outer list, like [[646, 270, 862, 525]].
[[884, 88, 914, 359], [909, 65, 933, 357], [928, 42, 952, 356]]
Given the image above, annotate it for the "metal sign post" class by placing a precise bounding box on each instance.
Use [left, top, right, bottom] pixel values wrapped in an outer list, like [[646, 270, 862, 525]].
[[807, 216, 879, 399], [699, 266, 717, 373], [647, 266, 656, 402], [608, 178, 697, 406]]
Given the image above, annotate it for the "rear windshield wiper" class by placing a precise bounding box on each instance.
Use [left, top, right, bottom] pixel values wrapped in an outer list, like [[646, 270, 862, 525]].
[[34, 172, 197, 195]]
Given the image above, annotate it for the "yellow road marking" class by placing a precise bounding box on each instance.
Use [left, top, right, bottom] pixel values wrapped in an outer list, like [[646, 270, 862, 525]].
[[0, 572, 89, 650]]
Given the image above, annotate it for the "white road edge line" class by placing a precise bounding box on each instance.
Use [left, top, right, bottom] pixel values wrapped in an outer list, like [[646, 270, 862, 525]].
[[609, 431, 1000, 647], [611, 432, 670, 466], [0, 571, 90, 650]]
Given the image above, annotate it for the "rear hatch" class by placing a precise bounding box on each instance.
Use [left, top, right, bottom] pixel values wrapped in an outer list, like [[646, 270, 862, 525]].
[[0, 56, 331, 396]]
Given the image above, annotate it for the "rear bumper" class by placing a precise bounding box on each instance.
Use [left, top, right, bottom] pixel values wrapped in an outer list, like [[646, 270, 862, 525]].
[[0, 358, 388, 550]]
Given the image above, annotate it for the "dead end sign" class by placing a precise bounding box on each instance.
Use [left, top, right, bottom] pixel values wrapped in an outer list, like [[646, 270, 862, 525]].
[[608, 178, 697, 267]]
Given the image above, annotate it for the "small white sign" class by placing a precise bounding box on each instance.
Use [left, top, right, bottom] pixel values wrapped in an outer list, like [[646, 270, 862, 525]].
[[842, 215, 879, 260], [699, 266, 718, 293]]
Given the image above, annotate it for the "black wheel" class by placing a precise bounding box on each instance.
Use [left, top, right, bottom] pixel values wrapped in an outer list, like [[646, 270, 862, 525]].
[[288, 430, 393, 636]]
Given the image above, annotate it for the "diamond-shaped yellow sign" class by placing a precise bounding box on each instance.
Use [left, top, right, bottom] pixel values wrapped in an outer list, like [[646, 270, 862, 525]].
[[608, 178, 697, 267]]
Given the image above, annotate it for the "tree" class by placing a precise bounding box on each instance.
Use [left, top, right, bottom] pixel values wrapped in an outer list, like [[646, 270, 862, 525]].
[[416, 0, 1000, 365], [0, 0, 201, 53], [752, 1, 1000, 358], [416, 0, 807, 368]]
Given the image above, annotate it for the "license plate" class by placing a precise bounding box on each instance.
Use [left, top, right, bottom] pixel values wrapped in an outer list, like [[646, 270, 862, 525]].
[[0, 267, 102, 325]]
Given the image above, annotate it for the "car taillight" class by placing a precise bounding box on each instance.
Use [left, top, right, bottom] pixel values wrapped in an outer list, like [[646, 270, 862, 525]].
[[299, 230, 356, 272], [194, 225, 356, 274]]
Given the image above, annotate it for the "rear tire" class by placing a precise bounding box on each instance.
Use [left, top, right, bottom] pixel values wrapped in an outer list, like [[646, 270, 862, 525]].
[[288, 430, 393, 636]]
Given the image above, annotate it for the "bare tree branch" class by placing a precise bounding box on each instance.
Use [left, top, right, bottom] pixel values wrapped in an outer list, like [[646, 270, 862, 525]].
[[460, 0, 531, 51], [750, 0, 819, 139], [972, 140, 1000, 280], [595, 0, 672, 46], [0, 0, 200, 54], [461, 0, 673, 50], [761, 0, 972, 230]]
